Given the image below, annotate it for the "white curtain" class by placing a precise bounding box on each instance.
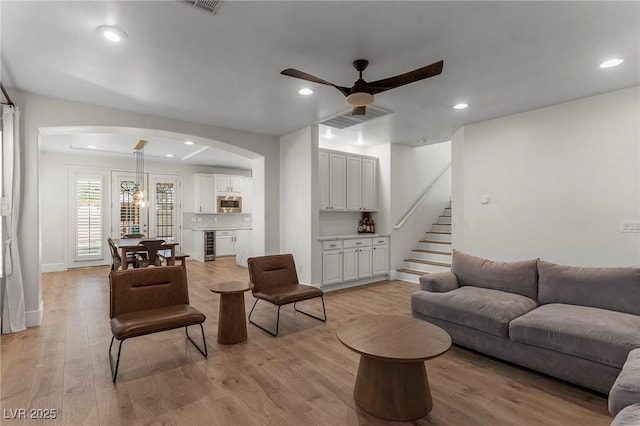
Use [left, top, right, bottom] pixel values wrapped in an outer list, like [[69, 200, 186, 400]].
[[1, 104, 26, 334]]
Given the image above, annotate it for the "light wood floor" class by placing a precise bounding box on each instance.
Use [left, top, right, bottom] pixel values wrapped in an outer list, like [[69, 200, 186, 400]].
[[1, 258, 610, 425]]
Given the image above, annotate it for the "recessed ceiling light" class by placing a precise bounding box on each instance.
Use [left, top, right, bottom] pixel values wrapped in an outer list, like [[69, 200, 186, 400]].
[[356, 138, 366, 146], [298, 88, 313, 96], [184, 140, 194, 145], [600, 58, 624, 68], [98, 26, 127, 43], [88, 145, 97, 149], [165, 154, 174, 158], [453, 103, 469, 110]]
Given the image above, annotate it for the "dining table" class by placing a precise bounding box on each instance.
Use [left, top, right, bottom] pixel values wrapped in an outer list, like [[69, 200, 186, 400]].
[[112, 238, 180, 270]]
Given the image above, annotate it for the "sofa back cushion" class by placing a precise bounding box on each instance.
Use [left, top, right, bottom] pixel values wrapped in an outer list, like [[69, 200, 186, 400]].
[[538, 260, 640, 315], [451, 250, 538, 299]]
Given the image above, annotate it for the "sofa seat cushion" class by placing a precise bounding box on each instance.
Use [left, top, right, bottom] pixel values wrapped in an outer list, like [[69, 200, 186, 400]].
[[411, 286, 537, 338], [611, 404, 640, 426], [610, 349, 640, 416], [509, 304, 640, 368]]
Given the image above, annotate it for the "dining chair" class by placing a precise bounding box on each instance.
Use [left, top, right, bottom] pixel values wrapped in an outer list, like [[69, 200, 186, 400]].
[[136, 239, 166, 268], [247, 254, 326, 336], [108, 237, 138, 271]]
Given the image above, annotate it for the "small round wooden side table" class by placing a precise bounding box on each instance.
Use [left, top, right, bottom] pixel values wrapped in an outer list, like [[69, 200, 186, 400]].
[[210, 281, 254, 344], [337, 314, 452, 421]]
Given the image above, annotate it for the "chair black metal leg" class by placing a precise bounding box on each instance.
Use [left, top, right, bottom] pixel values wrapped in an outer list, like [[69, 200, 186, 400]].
[[185, 323, 208, 358], [294, 296, 327, 323], [248, 299, 281, 337], [108, 336, 124, 383]]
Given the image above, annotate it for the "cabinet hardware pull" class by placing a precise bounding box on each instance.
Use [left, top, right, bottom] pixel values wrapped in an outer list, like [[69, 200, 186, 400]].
[[330, 244, 337, 247]]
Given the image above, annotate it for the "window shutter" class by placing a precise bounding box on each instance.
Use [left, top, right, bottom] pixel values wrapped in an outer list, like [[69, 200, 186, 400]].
[[75, 174, 103, 259]]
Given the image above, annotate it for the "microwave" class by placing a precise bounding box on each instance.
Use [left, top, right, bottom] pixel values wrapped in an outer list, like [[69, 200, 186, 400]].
[[217, 196, 242, 213]]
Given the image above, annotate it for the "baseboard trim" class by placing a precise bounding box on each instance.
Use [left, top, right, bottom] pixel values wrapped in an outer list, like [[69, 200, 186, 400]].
[[25, 300, 44, 327], [41, 263, 66, 272], [321, 275, 389, 292]]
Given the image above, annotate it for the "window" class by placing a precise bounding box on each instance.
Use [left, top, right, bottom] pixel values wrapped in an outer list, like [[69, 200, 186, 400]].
[[118, 179, 142, 236], [75, 174, 103, 260], [154, 182, 175, 240]]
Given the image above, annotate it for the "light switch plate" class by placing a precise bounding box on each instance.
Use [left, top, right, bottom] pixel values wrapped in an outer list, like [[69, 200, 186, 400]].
[[620, 221, 640, 233]]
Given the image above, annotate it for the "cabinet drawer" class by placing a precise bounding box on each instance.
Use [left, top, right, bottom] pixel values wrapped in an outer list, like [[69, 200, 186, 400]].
[[217, 230, 235, 236], [322, 240, 343, 250], [373, 237, 389, 246], [343, 238, 372, 249]]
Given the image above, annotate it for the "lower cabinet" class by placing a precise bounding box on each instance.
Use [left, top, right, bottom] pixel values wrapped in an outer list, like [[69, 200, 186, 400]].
[[322, 236, 389, 286], [322, 249, 343, 285], [216, 230, 236, 257]]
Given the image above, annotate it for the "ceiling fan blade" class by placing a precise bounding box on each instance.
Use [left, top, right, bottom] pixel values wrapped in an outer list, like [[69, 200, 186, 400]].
[[363, 60, 444, 95], [352, 106, 366, 116], [281, 69, 350, 97]]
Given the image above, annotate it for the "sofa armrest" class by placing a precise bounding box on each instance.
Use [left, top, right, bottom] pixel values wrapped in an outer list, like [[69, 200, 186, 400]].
[[610, 349, 640, 416], [419, 272, 460, 293]]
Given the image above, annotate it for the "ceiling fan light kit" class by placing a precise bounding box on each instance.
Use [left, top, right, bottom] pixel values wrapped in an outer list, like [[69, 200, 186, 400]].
[[346, 91, 374, 107], [281, 58, 443, 116]]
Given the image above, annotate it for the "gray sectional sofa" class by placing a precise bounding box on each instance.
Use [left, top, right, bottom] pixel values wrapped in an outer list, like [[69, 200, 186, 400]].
[[410, 250, 640, 395]]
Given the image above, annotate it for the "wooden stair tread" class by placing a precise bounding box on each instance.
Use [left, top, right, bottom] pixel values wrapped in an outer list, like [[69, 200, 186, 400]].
[[419, 240, 452, 244], [433, 223, 451, 225], [405, 258, 452, 267], [396, 268, 429, 276], [425, 231, 451, 235], [412, 249, 451, 255], [439, 215, 452, 218]]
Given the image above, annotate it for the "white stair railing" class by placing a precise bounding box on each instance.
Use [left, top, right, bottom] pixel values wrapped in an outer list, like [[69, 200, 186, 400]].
[[393, 163, 451, 231]]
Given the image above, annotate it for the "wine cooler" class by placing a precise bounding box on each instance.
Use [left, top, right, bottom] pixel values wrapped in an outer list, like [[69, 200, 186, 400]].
[[204, 230, 216, 261]]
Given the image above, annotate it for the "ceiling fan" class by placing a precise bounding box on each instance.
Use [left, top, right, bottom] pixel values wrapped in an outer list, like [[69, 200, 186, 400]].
[[281, 59, 444, 115]]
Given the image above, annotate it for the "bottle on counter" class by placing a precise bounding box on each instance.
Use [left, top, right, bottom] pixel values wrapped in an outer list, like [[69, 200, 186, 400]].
[[358, 220, 363, 233], [371, 219, 375, 234], [365, 218, 371, 233]]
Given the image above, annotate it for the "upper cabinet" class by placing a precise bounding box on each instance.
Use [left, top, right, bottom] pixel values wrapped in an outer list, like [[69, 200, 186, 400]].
[[216, 175, 243, 195], [194, 173, 215, 213], [193, 173, 250, 213], [319, 149, 377, 212]]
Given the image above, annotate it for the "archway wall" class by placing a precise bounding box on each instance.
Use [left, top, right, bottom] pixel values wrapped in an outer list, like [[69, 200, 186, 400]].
[[11, 90, 280, 327]]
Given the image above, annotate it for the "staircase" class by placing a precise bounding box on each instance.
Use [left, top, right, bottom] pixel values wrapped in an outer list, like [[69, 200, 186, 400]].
[[396, 204, 452, 283]]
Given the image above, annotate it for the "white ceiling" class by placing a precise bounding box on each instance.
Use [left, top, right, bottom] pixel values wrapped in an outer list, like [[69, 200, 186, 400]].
[[2, 1, 639, 159], [40, 132, 252, 170]]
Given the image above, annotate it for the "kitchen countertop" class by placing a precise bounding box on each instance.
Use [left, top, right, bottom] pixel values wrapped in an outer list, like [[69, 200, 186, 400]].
[[317, 234, 390, 241], [192, 228, 252, 231]]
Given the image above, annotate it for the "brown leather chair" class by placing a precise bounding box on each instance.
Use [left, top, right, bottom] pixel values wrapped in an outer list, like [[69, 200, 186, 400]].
[[247, 254, 326, 336], [108, 265, 207, 382]]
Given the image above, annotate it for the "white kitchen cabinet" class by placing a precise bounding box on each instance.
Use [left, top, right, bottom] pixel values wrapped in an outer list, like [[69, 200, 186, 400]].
[[372, 237, 389, 276], [216, 230, 235, 256], [343, 238, 372, 282], [319, 151, 330, 209], [328, 153, 346, 210], [194, 173, 215, 213], [322, 249, 343, 285], [216, 175, 243, 195], [361, 157, 377, 211], [321, 236, 388, 286], [319, 149, 377, 211], [346, 156, 362, 210]]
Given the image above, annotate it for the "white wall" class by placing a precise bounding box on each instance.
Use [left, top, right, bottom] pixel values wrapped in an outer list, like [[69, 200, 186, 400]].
[[452, 86, 640, 266], [10, 90, 280, 327], [39, 150, 250, 271], [279, 126, 318, 284], [389, 142, 452, 270]]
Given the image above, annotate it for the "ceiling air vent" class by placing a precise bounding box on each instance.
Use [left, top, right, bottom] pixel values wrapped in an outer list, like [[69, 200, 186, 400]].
[[319, 105, 393, 129], [179, 0, 221, 14]]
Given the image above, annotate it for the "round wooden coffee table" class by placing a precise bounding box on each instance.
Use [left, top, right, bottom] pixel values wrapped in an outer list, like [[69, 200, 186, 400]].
[[337, 314, 451, 421], [210, 281, 254, 344]]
